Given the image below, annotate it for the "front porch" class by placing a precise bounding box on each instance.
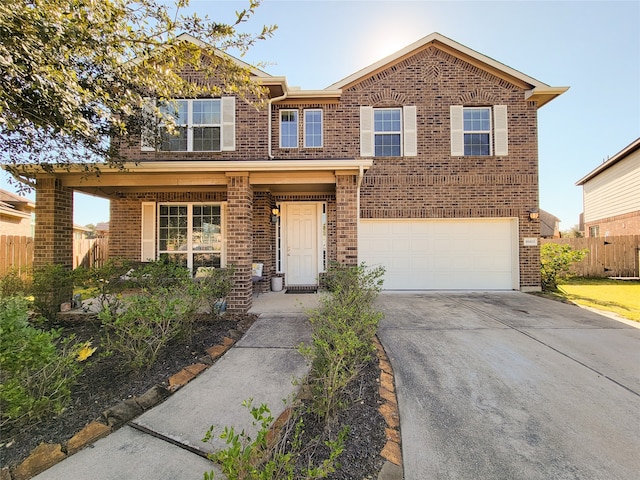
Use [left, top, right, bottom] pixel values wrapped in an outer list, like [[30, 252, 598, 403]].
[[32, 161, 370, 313]]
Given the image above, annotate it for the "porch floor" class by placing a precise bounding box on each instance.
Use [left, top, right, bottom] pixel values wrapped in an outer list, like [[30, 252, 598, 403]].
[[249, 289, 324, 314]]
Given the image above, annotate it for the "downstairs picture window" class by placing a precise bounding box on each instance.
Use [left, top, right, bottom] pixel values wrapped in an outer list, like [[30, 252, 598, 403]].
[[144, 203, 225, 271]]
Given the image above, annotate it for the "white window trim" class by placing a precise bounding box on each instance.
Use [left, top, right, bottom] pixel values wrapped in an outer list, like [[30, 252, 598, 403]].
[[303, 109, 323, 148], [464, 106, 493, 156], [279, 109, 299, 149], [360, 106, 417, 157], [141, 97, 235, 152], [141, 202, 227, 271], [450, 105, 508, 156]]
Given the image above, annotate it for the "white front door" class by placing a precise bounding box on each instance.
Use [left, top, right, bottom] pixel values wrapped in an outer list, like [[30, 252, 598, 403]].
[[284, 203, 319, 285]]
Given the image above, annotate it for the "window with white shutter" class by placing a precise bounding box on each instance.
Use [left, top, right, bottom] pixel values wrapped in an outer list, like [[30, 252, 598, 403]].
[[360, 106, 417, 157], [140, 97, 235, 152], [143, 202, 226, 271], [450, 105, 508, 156]]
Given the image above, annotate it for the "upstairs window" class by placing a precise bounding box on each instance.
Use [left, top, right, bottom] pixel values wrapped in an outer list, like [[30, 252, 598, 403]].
[[450, 105, 508, 156], [304, 109, 323, 148], [141, 97, 235, 152], [160, 99, 221, 152], [280, 110, 298, 148], [374, 108, 402, 156], [360, 106, 417, 157], [463, 107, 491, 155]]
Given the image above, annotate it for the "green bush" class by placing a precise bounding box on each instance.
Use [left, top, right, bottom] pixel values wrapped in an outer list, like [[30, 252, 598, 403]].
[[99, 286, 199, 370], [301, 262, 384, 422], [129, 257, 193, 293], [541, 243, 589, 291], [0, 296, 88, 426], [31, 264, 75, 323], [0, 269, 28, 298], [75, 258, 132, 315], [203, 399, 346, 480], [197, 266, 235, 315]]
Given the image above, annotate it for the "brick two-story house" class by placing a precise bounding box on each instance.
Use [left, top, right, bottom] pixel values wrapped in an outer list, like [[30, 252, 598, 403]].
[[26, 33, 567, 312]]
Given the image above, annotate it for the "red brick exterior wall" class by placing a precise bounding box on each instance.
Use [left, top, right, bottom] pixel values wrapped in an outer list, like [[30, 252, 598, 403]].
[[270, 46, 542, 288], [34, 176, 73, 268], [335, 174, 359, 265], [110, 191, 227, 260], [226, 174, 253, 312], [45, 40, 540, 310], [252, 191, 275, 293], [584, 211, 640, 237]]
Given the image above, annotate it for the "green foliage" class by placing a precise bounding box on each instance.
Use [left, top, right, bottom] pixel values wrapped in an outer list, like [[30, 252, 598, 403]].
[[541, 243, 589, 291], [0, 269, 28, 298], [197, 266, 235, 315], [31, 264, 75, 323], [301, 262, 384, 422], [203, 399, 346, 480], [75, 258, 132, 315], [0, 0, 276, 180], [98, 288, 198, 370], [0, 296, 86, 426], [128, 258, 193, 293]]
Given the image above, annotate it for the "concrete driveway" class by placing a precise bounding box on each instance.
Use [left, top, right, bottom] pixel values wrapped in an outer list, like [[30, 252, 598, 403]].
[[376, 291, 640, 480]]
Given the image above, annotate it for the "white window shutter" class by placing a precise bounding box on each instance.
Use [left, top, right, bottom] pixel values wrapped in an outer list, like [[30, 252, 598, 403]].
[[360, 106, 373, 157], [450, 105, 464, 156], [141, 98, 156, 151], [494, 105, 508, 156], [221, 96, 236, 151], [141, 202, 156, 262], [403, 106, 417, 156]]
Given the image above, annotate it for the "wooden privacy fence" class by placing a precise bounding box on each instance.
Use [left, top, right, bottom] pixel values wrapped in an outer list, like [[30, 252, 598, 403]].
[[0, 235, 33, 278], [0, 235, 109, 278], [75, 237, 109, 269], [542, 235, 640, 278]]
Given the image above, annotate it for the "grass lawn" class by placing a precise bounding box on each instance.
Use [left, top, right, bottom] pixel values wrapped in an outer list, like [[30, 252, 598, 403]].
[[558, 278, 640, 322]]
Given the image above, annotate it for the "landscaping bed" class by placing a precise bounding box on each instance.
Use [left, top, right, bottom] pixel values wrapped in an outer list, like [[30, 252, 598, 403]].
[[0, 311, 390, 479]]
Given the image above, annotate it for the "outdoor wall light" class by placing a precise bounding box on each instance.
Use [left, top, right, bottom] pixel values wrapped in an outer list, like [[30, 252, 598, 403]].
[[528, 208, 540, 221], [271, 207, 280, 223]]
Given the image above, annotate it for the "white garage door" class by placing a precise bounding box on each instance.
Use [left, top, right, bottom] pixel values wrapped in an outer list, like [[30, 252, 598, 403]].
[[358, 218, 519, 290]]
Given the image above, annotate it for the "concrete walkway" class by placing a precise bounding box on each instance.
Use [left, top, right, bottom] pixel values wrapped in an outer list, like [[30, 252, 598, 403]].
[[33, 308, 312, 480]]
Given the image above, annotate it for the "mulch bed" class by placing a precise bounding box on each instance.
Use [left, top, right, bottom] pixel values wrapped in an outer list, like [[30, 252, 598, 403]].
[[1, 311, 389, 479]]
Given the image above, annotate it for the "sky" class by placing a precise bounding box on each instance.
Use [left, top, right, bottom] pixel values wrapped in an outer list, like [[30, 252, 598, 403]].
[[1, 0, 639, 229]]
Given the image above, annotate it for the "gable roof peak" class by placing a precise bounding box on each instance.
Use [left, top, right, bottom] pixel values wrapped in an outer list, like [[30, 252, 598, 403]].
[[326, 32, 568, 107]]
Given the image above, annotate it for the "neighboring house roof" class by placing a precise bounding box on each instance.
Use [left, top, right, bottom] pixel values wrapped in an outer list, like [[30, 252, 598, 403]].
[[576, 137, 640, 185], [95, 222, 109, 232], [539, 209, 560, 238], [0, 200, 31, 220], [73, 224, 93, 233], [327, 32, 569, 107], [0, 188, 35, 210]]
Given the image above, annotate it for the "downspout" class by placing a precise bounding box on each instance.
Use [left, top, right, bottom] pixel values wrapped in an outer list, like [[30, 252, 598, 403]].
[[268, 91, 288, 159]]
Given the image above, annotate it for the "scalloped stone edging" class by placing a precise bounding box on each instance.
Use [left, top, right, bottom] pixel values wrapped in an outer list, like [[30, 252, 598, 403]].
[[3, 334, 238, 480], [374, 336, 404, 480]]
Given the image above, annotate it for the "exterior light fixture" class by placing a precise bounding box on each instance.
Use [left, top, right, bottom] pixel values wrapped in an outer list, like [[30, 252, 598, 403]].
[[271, 207, 280, 223], [528, 208, 540, 221]]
